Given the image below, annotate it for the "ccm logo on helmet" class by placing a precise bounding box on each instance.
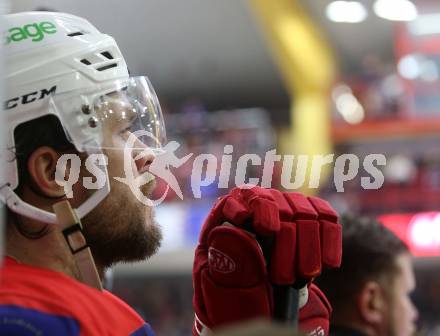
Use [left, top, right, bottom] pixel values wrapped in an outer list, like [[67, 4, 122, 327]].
[[4, 86, 57, 110], [5, 21, 57, 44]]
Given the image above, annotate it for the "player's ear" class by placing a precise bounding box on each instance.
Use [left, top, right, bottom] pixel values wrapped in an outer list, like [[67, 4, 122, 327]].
[[27, 146, 66, 198], [357, 281, 386, 325]]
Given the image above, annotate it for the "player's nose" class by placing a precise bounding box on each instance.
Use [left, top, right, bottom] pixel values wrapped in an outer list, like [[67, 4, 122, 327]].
[[136, 150, 155, 174], [132, 137, 156, 174]]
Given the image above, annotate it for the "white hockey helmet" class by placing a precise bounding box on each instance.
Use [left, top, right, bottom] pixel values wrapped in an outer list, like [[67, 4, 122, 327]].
[[1, 12, 166, 224]]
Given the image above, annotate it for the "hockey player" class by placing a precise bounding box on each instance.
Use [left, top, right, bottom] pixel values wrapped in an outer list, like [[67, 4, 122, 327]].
[[1, 11, 163, 335], [0, 11, 342, 335]]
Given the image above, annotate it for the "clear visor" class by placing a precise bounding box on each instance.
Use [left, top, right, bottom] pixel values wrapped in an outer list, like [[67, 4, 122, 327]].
[[94, 77, 166, 153], [52, 76, 167, 154]]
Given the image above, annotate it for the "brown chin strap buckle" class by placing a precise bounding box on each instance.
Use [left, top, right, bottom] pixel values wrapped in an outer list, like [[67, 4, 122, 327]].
[[53, 200, 103, 291]]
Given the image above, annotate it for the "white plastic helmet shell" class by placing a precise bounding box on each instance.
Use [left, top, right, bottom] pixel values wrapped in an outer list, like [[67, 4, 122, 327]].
[[3, 11, 129, 190]]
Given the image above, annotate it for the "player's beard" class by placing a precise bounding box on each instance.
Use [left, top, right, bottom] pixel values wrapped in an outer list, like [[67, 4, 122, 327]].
[[81, 177, 162, 269]]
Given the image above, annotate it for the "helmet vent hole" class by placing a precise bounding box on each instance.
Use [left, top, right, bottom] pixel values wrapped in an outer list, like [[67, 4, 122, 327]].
[[67, 32, 84, 37], [80, 59, 91, 65], [101, 51, 114, 60], [96, 63, 117, 72]]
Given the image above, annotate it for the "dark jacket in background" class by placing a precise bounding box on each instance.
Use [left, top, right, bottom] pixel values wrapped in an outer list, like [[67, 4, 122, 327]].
[[330, 326, 367, 336]]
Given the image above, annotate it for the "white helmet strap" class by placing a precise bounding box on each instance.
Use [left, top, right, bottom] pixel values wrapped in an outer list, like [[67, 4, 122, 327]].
[[0, 147, 110, 224], [0, 173, 110, 224]]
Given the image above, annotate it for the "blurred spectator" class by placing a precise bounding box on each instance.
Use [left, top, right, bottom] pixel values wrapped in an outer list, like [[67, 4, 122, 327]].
[[316, 214, 418, 336], [152, 103, 277, 203]]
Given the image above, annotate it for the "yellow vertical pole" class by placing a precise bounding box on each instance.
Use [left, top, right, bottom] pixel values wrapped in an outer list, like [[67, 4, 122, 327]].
[[247, 0, 337, 193]]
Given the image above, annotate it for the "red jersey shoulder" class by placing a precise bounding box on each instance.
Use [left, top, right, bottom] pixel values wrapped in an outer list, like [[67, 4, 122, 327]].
[[0, 257, 149, 335]]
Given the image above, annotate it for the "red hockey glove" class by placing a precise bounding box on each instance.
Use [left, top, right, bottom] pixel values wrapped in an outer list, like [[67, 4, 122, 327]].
[[299, 283, 332, 336], [192, 186, 341, 335]]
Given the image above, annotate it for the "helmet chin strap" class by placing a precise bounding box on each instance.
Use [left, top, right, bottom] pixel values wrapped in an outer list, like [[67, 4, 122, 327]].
[[0, 148, 111, 224], [0, 175, 110, 224]]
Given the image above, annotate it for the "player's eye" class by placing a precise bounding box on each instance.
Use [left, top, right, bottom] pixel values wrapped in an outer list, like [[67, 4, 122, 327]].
[[120, 126, 131, 134]]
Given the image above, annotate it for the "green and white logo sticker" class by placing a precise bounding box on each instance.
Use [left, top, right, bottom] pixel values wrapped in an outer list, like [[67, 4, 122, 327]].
[[5, 21, 57, 44]]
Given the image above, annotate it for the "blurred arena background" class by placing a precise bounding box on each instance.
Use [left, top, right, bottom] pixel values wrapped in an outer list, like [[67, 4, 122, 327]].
[[7, 0, 440, 334]]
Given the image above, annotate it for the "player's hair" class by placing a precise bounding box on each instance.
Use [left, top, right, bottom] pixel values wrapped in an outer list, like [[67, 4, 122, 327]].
[[315, 214, 409, 316]]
